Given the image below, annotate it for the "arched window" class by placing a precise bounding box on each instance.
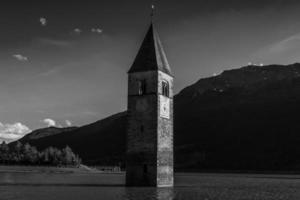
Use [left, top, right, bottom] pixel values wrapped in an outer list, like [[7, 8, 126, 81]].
[[162, 81, 169, 97], [138, 80, 146, 95]]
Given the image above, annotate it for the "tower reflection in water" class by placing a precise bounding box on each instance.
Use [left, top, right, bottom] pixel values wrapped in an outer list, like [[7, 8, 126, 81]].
[[124, 187, 174, 200]]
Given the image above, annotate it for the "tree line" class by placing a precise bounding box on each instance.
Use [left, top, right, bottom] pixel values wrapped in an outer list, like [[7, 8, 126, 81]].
[[0, 141, 81, 167]]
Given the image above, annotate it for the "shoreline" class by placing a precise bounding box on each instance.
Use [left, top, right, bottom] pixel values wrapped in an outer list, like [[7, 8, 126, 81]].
[[1, 165, 300, 178], [0, 165, 112, 174]]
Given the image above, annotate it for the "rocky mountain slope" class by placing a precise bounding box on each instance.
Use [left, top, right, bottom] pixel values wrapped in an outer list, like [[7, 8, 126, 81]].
[[18, 127, 78, 142]]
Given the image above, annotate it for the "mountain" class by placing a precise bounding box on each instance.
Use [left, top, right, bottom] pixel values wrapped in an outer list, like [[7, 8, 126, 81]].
[[174, 63, 300, 171], [18, 127, 78, 142], [13, 63, 300, 171], [11, 112, 127, 165]]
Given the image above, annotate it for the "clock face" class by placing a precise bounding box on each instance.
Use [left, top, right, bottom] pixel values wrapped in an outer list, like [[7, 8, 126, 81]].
[[160, 96, 170, 119]]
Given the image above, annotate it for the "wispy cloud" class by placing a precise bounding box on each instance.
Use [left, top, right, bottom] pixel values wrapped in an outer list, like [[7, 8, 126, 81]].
[[37, 38, 71, 47], [73, 28, 82, 34], [0, 122, 31, 143], [38, 68, 61, 77], [39, 17, 47, 26], [264, 33, 300, 54], [267, 33, 300, 54], [91, 28, 103, 34], [254, 33, 300, 61], [13, 54, 28, 61]]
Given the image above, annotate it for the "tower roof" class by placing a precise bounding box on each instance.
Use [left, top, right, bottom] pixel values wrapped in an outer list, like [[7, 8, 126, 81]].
[[128, 23, 172, 75]]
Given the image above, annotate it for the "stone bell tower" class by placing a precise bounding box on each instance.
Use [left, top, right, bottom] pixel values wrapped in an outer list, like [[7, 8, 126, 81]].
[[126, 23, 174, 187]]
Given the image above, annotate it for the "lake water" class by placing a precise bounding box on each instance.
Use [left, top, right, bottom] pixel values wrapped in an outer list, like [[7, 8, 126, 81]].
[[0, 172, 300, 200]]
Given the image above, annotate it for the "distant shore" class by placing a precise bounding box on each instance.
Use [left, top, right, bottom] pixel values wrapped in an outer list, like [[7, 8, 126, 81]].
[[0, 165, 101, 174]]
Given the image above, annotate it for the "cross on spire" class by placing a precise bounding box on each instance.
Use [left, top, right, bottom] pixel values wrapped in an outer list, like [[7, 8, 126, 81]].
[[151, 3, 155, 21], [150, 4, 155, 21]]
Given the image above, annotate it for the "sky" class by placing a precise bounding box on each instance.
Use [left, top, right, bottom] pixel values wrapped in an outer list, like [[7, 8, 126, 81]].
[[1, 0, 300, 142]]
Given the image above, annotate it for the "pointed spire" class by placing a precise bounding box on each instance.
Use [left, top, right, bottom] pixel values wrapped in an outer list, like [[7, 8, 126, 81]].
[[128, 23, 172, 76]]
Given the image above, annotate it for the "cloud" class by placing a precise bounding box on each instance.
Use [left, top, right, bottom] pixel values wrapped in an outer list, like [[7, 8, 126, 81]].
[[186, 0, 300, 13], [267, 33, 300, 54], [0, 122, 31, 143], [39, 17, 47, 26], [254, 33, 300, 61], [73, 28, 82, 34], [13, 54, 28, 61], [37, 38, 71, 47], [42, 118, 56, 127], [91, 28, 103, 34], [38, 68, 60, 77], [65, 120, 72, 127]]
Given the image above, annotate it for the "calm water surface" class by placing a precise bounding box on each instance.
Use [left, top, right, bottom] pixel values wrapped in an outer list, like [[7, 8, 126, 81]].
[[0, 172, 300, 200]]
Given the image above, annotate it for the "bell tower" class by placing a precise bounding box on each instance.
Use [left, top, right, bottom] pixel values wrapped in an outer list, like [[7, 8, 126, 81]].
[[126, 23, 174, 187]]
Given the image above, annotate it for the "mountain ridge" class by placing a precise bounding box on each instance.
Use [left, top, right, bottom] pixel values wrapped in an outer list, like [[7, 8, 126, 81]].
[[12, 63, 300, 171], [18, 126, 78, 142]]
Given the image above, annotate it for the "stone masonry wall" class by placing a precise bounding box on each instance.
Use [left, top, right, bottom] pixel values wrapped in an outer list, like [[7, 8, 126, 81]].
[[126, 71, 174, 187]]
